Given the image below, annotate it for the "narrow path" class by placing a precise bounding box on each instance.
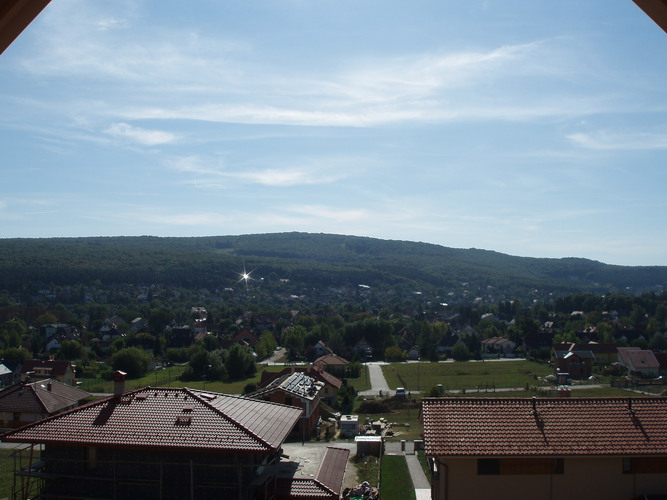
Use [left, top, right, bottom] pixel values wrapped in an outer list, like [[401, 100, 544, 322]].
[[359, 362, 390, 396]]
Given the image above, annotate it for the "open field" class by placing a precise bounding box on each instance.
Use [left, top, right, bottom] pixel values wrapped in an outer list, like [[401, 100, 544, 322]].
[[76, 363, 370, 395], [381, 360, 554, 393]]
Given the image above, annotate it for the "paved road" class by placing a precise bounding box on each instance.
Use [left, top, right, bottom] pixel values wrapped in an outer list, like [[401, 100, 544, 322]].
[[359, 362, 390, 396]]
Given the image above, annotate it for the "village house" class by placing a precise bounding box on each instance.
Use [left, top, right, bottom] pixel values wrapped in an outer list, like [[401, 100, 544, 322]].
[[21, 359, 76, 386], [310, 340, 333, 359], [617, 347, 661, 378], [39, 323, 79, 340], [353, 338, 373, 360], [552, 346, 594, 379], [481, 337, 516, 357], [259, 365, 342, 408], [314, 353, 350, 375], [1, 372, 303, 500], [0, 359, 22, 387], [556, 341, 619, 366], [233, 326, 260, 348], [249, 371, 325, 443], [0, 378, 90, 428], [422, 397, 667, 500]]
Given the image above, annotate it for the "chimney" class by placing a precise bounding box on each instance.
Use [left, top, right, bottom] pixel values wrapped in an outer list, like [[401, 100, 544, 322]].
[[112, 370, 127, 397], [47, 382, 52, 392]]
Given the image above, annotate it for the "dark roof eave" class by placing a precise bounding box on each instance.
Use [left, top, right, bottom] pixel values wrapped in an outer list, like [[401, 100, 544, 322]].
[[1, 437, 280, 455]]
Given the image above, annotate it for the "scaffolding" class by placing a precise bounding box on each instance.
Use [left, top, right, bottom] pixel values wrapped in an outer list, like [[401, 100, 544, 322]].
[[9, 445, 281, 500]]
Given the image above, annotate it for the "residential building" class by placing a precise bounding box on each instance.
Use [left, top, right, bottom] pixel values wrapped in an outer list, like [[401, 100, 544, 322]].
[[556, 341, 619, 365], [552, 347, 594, 379], [21, 359, 76, 385], [314, 353, 350, 376], [0, 378, 90, 428], [38, 323, 79, 340], [618, 347, 660, 378], [481, 337, 516, 356], [422, 397, 667, 500], [1, 372, 302, 500], [259, 366, 342, 408], [309, 340, 333, 360], [249, 371, 325, 442], [353, 338, 373, 360], [0, 359, 22, 387]]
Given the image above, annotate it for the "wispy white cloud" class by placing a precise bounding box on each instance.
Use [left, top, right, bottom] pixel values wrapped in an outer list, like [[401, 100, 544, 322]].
[[567, 130, 667, 150], [171, 156, 349, 187], [13, 1, 615, 129], [105, 122, 177, 146]]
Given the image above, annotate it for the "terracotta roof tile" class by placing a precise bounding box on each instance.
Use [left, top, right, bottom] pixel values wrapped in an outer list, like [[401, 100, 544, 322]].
[[1, 387, 302, 454], [315, 446, 349, 495], [276, 478, 337, 498], [0, 379, 90, 415], [422, 397, 667, 457]]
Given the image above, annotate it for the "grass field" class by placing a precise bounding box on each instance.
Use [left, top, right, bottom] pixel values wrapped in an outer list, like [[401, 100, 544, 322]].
[[0, 448, 13, 500], [381, 360, 553, 393], [76, 362, 371, 394], [0, 446, 42, 500], [380, 455, 416, 500]]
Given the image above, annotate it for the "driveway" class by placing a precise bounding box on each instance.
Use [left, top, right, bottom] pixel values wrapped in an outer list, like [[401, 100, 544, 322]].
[[359, 362, 390, 396]]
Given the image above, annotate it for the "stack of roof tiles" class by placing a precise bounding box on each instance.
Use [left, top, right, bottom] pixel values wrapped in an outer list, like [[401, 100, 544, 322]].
[[422, 397, 667, 457]]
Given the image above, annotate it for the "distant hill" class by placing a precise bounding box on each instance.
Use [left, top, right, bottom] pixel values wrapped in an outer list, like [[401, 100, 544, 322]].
[[0, 232, 665, 300]]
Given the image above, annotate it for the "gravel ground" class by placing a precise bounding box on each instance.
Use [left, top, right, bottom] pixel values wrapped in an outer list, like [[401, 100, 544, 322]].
[[280, 441, 360, 490]]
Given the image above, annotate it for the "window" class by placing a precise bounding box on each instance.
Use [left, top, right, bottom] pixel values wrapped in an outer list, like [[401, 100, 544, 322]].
[[478, 458, 564, 475]]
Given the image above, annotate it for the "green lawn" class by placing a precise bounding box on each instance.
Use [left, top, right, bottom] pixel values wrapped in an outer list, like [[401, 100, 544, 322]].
[[351, 364, 371, 392], [380, 455, 416, 500], [381, 360, 553, 393], [76, 362, 370, 395], [0, 446, 42, 500], [0, 448, 13, 500]]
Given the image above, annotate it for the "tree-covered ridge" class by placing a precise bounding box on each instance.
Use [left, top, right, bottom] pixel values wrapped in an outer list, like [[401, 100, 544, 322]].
[[0, 232, 665, 299]]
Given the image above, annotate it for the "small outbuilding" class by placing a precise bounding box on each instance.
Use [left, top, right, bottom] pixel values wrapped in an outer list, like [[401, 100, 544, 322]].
[[339, 414, 359, 438]]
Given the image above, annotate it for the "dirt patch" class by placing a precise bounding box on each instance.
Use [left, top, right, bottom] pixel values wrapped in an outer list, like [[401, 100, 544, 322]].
[[358, 396, 420, 414]]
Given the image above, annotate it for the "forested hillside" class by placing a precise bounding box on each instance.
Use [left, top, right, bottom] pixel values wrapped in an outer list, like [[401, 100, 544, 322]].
[[0, 233, 665, 302]]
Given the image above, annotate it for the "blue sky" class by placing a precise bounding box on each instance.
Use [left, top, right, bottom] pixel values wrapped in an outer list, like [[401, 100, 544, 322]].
[[1, 1, 666, 266]]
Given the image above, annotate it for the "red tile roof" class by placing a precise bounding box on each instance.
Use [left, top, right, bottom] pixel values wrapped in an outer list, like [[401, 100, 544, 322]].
[[1, 387, 302, 454], [422, 397, 667, 457], [314, 446, 349, 494], [0, 379, 90, 415], [276, 446, 349, 499], [276, 478, 337, 499], [314, 354, 349, 367], [618, 348, 660, 370]]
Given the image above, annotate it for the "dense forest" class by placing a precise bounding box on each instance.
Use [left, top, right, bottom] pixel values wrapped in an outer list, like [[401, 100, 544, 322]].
[[1, 233, 666, 303]]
